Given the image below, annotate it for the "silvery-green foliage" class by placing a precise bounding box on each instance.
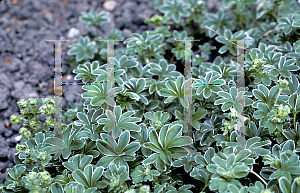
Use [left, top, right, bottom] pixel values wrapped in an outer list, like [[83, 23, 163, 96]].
[[203, 10, 235, 38], [124, 31, 164, 56], [261, 140, 300, 181], [79, 11, 109, 28], [191, 54, 206, 66], [130, 164, 160, 184], [158, 0, 190, 24], [81, 84, 121, 107], [266, 56, 299, 78], [211, 62, 237, 81], [276, 14, 300, 35], [71, 164, 107, 190], [294, 40, 300, 54], [167, 30, 194, 60], [215, 86, 253, 113], [102, 164, 130, 193], [72, 61, 100, 83], [43, 125, 85, 160], [194, 71, 225, 99], [158, 76, 195, 108], [131, 100, 160, 119], [97, 106, 141, 137], [207, 150, 252, 192], [142, 124, 193, 171], [51, 182, 98, 193], [172, 153, 198, 173], [225, 136, 271, 158], [91, 56, 137, 84], [74, 108, 106, 141], [144, 111, 171, 131], [215, 29, 248, 55], [186, 0, 206, 23], [96, 130, 140, 171], [67, 36, 98, 62], [148, 59, 181, 81], [4, 0, 300, 192], [130, 124, 153, 157], [173, 107, 207, 130], [165, 184, 194, 193]]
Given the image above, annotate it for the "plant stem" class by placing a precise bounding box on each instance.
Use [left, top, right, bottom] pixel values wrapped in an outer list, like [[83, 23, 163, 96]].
[[250, 170, 268, 186], [96, 26, 99, 39], [247, 72, 252, 84], [294, 113, 297, 132], [170, 54, 175, 64], [54, 112, 63, 139], [270, 11, 279, 23], [200, 184, 207, 193], [274, 89, 282, 106]]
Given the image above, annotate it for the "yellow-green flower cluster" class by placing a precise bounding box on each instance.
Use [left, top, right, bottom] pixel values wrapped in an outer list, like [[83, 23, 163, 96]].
[[146, 15, 163, 27], [153, 120, 162, 130], [139, 185, 150, 193], [277, 78, 289, 90], [125, 189, 136, 193], [16, 144, 26, 152], [17, 99, 28, 109], [270, 104, 291, 124], [252, 59, 265, 69], [144, 165, 151, 176], [29, 118, 40, 129], [10, 115, 24, 125], [44, 98, 55, 105], [110, 176, 120, 187], [38, 151, 51, 161], [20, 127, 31, 138], [22, 171, 53, 193], [39, 104, 56, 115], [28, 98, 37, 107], [24, 172, 39, 186], [229, 108, 238, 118], [38, 171, 52, 185], [24, 149, 33, 156], [296, 176, 300, 185], [221, 120, 235, 135], [45, 116, 54, 127], [260, 189, 273, 193]]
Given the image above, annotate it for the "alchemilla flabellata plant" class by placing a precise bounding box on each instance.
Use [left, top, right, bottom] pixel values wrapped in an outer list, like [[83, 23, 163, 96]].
[[2, 0, 300, 192]]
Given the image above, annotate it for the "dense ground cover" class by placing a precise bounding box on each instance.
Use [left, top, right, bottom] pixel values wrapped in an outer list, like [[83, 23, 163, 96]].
[[2, 0, 300, 192]]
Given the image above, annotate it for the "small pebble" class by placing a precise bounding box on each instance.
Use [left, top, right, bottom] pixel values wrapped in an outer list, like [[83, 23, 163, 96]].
[[15, 135, 22, 142], [44, 12, 53, 23], [103, 0, 117, 11], [67, 27, 80, 38]]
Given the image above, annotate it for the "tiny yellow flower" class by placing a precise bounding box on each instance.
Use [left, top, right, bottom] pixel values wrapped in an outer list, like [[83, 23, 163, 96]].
[[296, 176, 300, 185], [261, 189, 272, 193]]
